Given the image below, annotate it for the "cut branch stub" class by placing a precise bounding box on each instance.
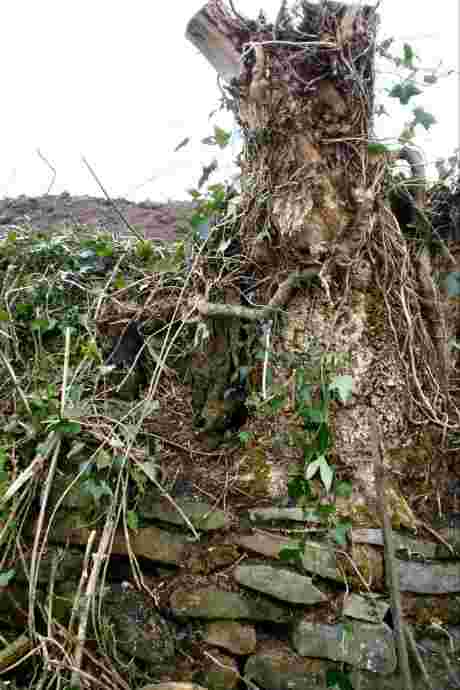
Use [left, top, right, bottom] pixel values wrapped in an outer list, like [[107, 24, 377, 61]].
[[186, 0, 379, 261], [186, 1, 241, 79]]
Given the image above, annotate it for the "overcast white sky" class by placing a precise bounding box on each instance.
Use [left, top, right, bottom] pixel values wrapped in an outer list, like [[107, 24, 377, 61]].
[[0, 0, 458, 202]]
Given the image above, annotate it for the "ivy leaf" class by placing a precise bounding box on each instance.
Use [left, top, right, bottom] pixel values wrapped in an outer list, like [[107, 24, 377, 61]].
[[297, 382, 312, 403], [279, 546, 302, 566], [388, 81, 422, 105], [95, 449, 112, 470], [330, 375, 353, 403], [201, 135, 216, 146], [114, 275, 126, 289], [269, 396, 286, 413], [368, 142, 389, 155], [326, 668, 354, 690], [0, 569, 15, 587], [424, 73, 438, 85], [174, 136, 190, 152], [198, 159, 218, 189], [299, 405, 325, 427], [52, 420, 81, 435], [332, 520, 352, 546], [127, 510, 139, 531], [214, 125, 231, 149], [238, 431, 252, 446], [288, 475, 312, 500], [335, 481, 353, 498], [412, 107, 436, 130], [402, 43, 415, 69], [30, 318, 57, 333], [82, 478, 113, 502]]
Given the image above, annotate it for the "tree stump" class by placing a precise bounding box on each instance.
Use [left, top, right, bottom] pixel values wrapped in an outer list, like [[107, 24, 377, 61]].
[[186, 0, 458, 521]]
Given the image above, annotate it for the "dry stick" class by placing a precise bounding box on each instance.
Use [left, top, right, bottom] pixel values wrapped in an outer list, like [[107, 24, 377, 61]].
[[81, 156, 144, 242], [70, 527, 111, 689], [36, 148, 56, 195], [68, 531, 97, 636], [203, 650, 260, 690], [134, 458, 200, 541], [371, 418, 413, 690], [228, 0, 251, 26], [46, 550, 60, 640], [404, 626, 435, 690], [194, 268, 319, 320], [28, 433, 61, 637], [0, 351, 31, 414]]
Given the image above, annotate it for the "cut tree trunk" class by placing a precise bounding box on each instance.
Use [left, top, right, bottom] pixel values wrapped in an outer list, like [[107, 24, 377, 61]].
[[186, 1, 458, 524]]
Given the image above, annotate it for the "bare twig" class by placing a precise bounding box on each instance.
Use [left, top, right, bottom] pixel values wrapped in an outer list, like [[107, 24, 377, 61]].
[[70, 527, 110, 689], [36, 148, 57, 195], [228, 0, 252, 27], [194, 269, 320, 321], [81, 156, 144, 241], [404, 626, 435, 690]]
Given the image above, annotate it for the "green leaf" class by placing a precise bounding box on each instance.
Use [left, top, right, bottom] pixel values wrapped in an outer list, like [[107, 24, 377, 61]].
[[368, 143, 389, 155], [16, 302, 34, 320], [335, 481, 353, 498], [82, 478, 113, 502], [388, 81, 422, 105], [332, 520, 352, 546], [30, 318, 57, 333], [0, 569, 15, 587], [279, 546, 302, 565], [114, 275, 126, 289], [95, 449, 112, 470], [127, 510, 139, 531], [137, 460, 160, 483], [190, 212, 208, 228], [317, 423, 331, 453], [238, 431, 252, 446], [402, 42, 415, 69], [269, 396, 286, 413], [319, 457, 334, 492], [296, 382, 312, 404], [299, 405, 325, 428], [214, 125, 231, 149], [317, 504, 336, 517], [288, 476, 312, 500], [0, 310, 9, 322], [412, 106, 436, 130], [326, 668, 354, 690], [53, 421, 81, 435], [330, 375, 353, 403]]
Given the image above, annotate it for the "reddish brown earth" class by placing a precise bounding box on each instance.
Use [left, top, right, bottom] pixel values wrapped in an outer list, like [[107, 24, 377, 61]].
[[0, 192, 193, 241]]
